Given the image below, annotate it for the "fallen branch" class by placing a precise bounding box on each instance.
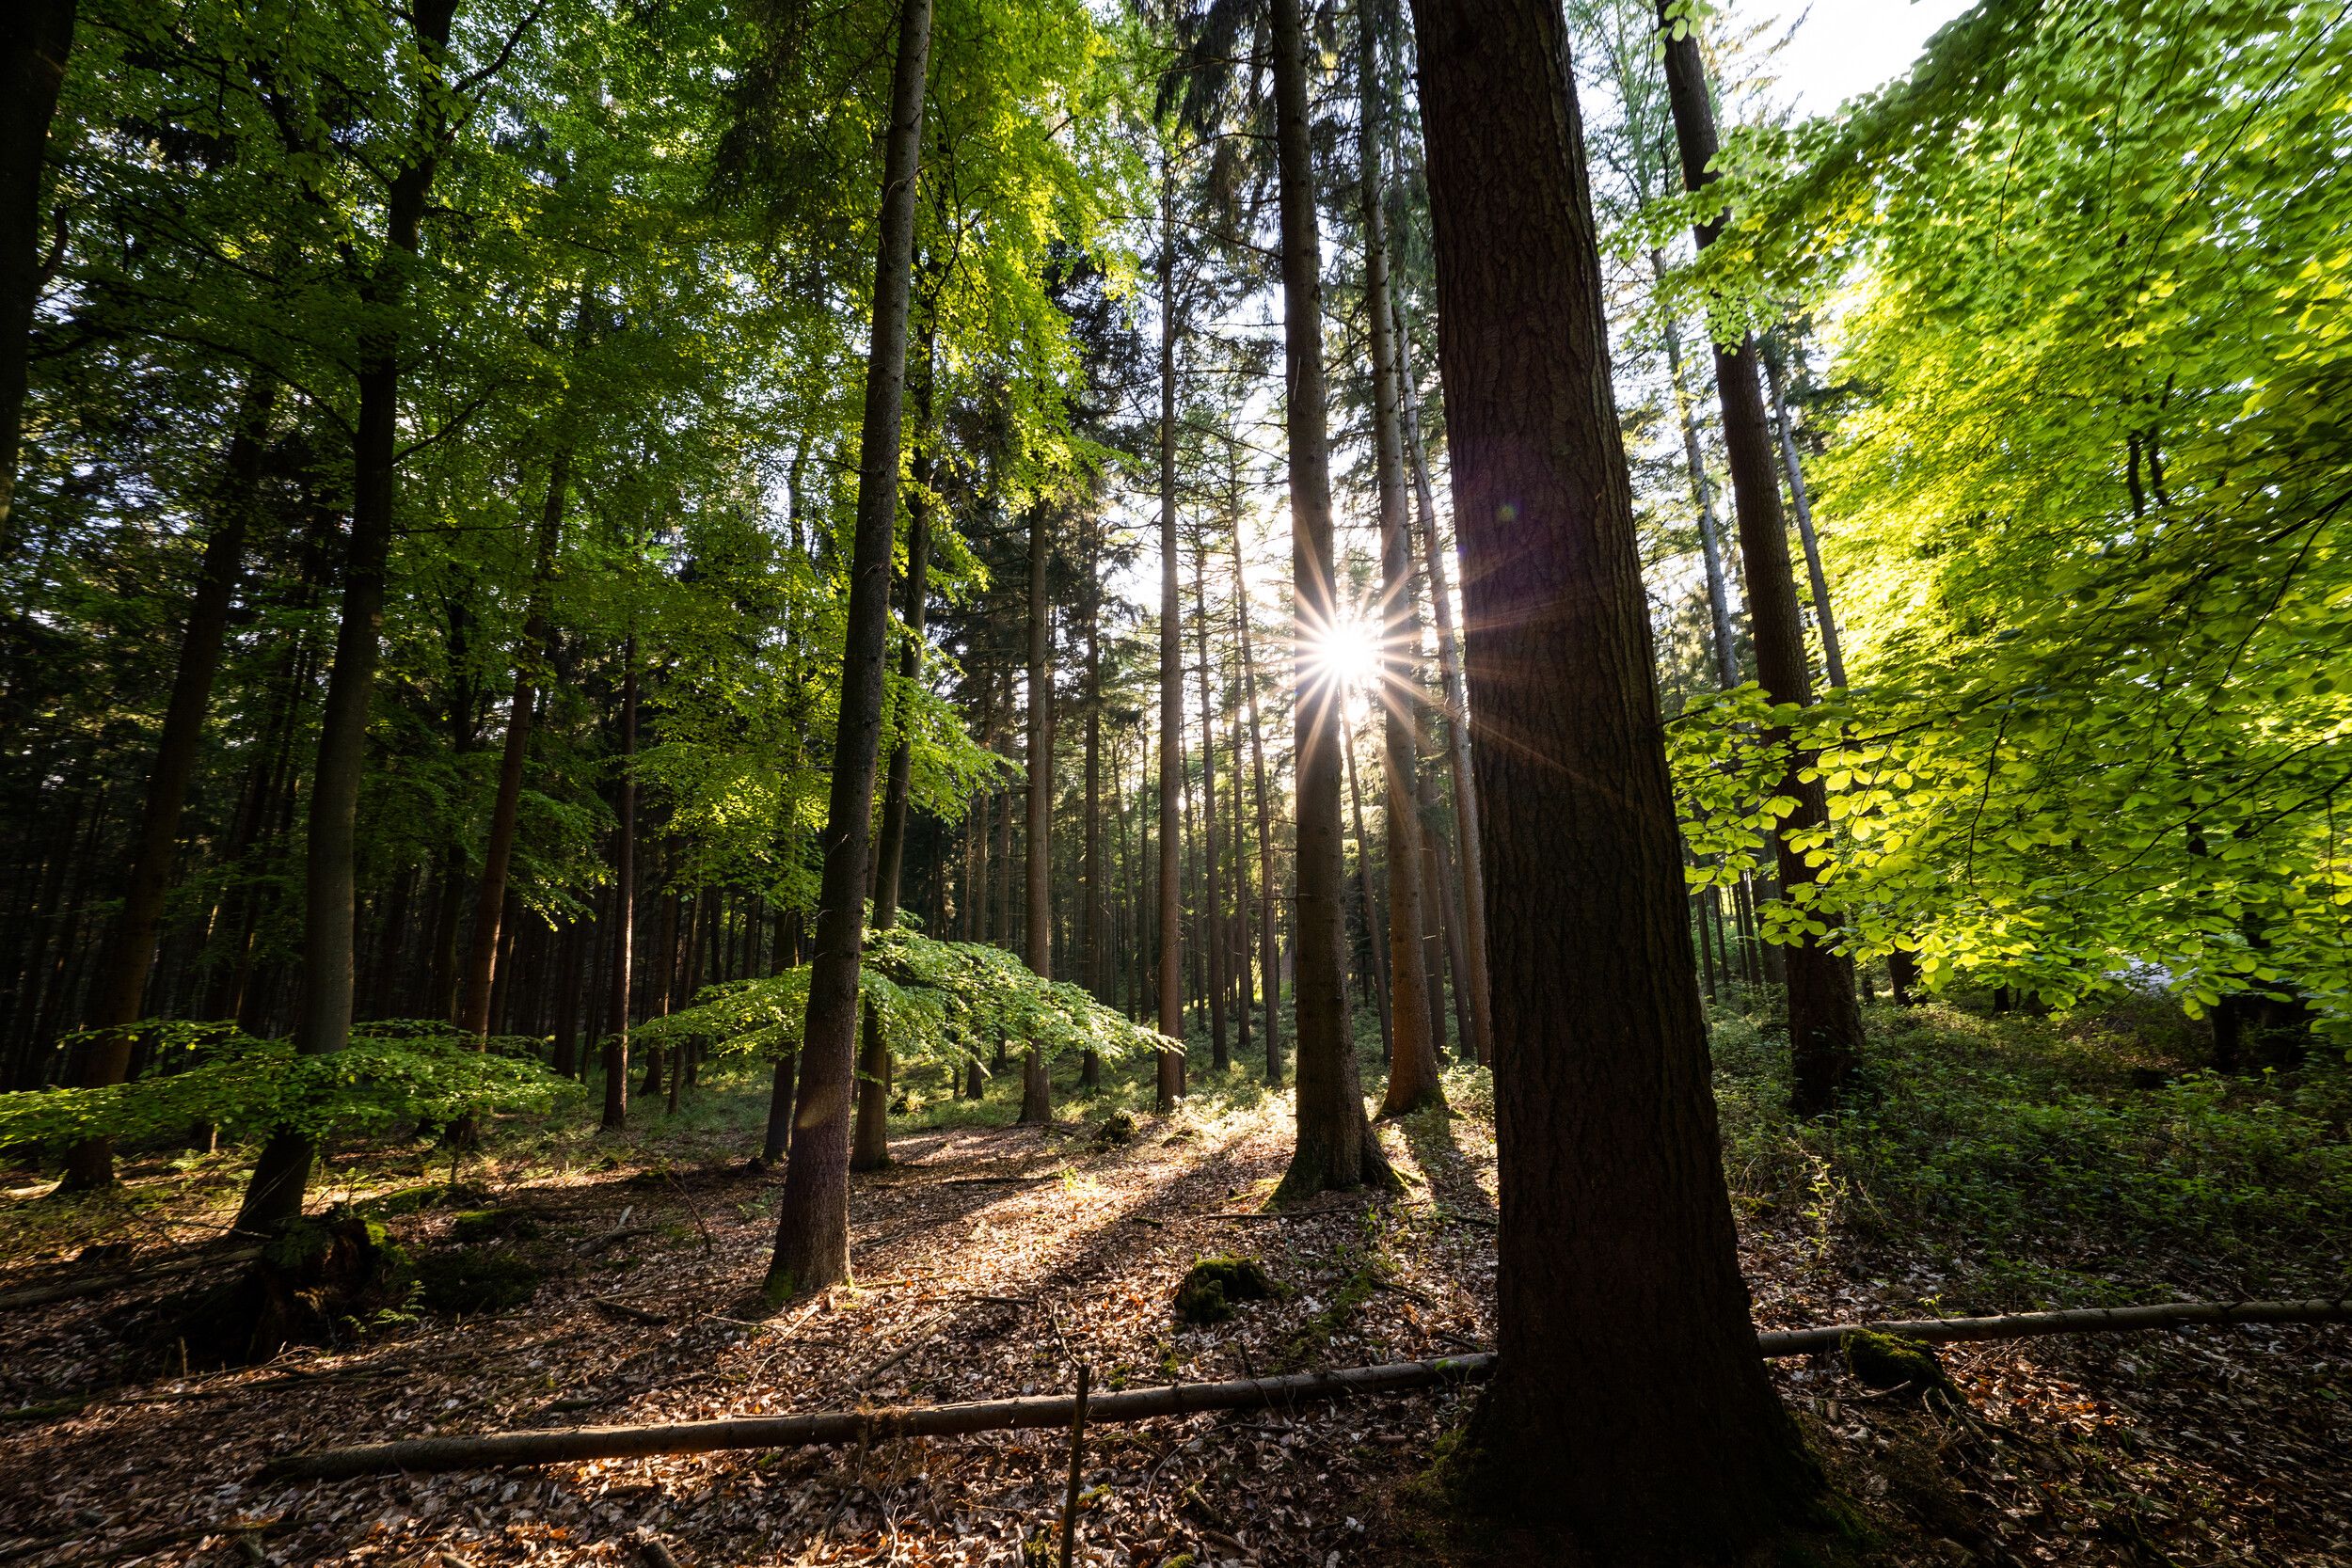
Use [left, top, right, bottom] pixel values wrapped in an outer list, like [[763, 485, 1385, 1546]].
[[264, 1295, 2352, 1481], [0, 1246, 262, 1310], [1756, 1295, 2352, 1356]]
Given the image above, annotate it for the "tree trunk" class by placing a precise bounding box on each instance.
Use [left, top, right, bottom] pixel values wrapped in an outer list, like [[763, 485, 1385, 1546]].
[[1273, 0, 1390, 1201], [1761, 337, 1845, 689], [235, 0, 460, 1233], [1019, 508, 1054, 1124], [1394, 333, 1492, 1067], [1361, 12, 1440, 1117], [1650, 250, 1740, 691], [1343, 715, 1393, 1061], [1192, 538, 1228, 1072], [853, 326, 934, 1170], [62, 376, 275, 1189], [765, 0, 931, 1302], [1657, 7, 1865, 1117], [0, 0, 74, 556], [1080, 513, 1104, 1089], [1232, 519, 1281, 1085], [1406, 0, 1825, 1550], [603, 645, 638, 1131], [459, 444, 566, 1037], [1154, 167, 1184, 1113]]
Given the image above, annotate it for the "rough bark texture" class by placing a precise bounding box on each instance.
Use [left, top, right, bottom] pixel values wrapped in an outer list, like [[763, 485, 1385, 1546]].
[[1232, 523, 1281, 1085], [1361, 10, 1441, 1118], [765, 0, 931, 1301], [1274, 0, 1391, 1203], [1406, 0, 1825, 1553], [64, 377, 274, 1189], [1762, 338, 1846, 689], [236, 0, 460, 1234], [1657, 8, 1864, 1117], [1192, 545, 1227, 1071], [1154, 174, 1184, 1113], [459, 445, 566, 1038], [1019, 509, 1054, 1125], [0, 0, 74, 555]]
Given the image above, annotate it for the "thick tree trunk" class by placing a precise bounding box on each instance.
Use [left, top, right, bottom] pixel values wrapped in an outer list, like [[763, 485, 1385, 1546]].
[[1362, 14, 1440, 1117], [1274, 0, 1389, 1201], [63, 377, 275, 1189], [765, 0, 931, 1301], [1406, 0, 1825, 1552], [1154, 171, 1184, 1113], [1651, 250, 1740, 691], [459, 445, 566, 1037], [1394, 338, 1492, 1067], [853, 331, 934, 1170], [1019, 509, 1054, 1124], [1192, 543, 1228, 1071], [235, 0, 460, 1233], [603, 648, 638, 1131], [1761, 338, 1845, 689], [1657, 8, 1864, 1117], [0, 0, 74, 555], [1232, 519, 1281, 1085]]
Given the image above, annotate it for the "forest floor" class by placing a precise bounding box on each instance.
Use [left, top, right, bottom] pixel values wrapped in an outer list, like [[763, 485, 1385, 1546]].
[[2, 999, 2350, 1567]]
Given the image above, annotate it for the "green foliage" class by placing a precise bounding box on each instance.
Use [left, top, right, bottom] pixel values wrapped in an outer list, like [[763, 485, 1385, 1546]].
[[0, 1022, 580, 1153], [1172, 1254, 1274, 1323], [635, 929, 1173, 1078]]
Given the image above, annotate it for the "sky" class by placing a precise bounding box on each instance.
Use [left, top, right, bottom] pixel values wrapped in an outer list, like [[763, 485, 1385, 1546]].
[[1742, 0, 1981, 118]]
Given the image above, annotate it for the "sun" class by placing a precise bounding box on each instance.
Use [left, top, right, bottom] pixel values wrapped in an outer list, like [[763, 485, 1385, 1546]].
[[1302, 610, 1385, 702]]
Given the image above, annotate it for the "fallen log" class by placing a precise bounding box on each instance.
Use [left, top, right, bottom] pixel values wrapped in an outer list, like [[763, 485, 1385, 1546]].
[[1756, 1295, 2352, 1356], [0, 1245, 262, 1310], [264, 1295, 2352, 1481]]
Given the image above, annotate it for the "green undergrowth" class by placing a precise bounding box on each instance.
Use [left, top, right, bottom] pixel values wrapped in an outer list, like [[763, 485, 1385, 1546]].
[[1714, 999, 2352, 1303]]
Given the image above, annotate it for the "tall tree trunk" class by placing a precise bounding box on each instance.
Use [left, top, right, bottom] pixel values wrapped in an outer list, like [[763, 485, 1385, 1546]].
[[1080, 513, 1104, 1088], [1232, 519, 1281, 1085], [1394, 334, 1493, 1067], [1657, 7, 1864, 1117], [459, 444, 567, 1037], [1406, 0, 1825, 1549], [1273, 0, 1390, 1201], [1761, 337, 1845, 689], [764, 0, 931, 1301], [603, 644, 638, 1131], [236, 0, 461, 1232], [1227, 673, 1252, 1063], [1154, 166, 1184, 1113], [1343, 714, 1393, 1061], [1191, 538, 1228, 1071], [1362, 9, 1440, 1117], [62, 376, 275, 1189], [1650, 250, 1740, 691], [1019, 509, 1055, 1124], [0, 0, 74, 555], [852, 325, 934, 1170]]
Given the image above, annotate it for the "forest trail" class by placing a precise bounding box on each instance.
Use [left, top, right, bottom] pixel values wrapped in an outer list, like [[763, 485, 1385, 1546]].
[[4, 1034, 2349, 1567]]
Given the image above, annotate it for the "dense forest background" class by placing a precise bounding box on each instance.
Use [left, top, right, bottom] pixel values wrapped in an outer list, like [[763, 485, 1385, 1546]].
[[0, 0, 2348, 1563]]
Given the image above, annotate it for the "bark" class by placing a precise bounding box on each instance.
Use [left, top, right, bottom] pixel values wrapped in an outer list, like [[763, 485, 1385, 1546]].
[[1406, 0, 1823, 1550], [1018, 509, 1054, 1124], [235, 0, 460, 1233], [1761, 338, 1845, 689], [1650, 250, 1740, 691], [459, 444, 567, 1037], [0, 0, 74, 555], [1343, 718, 1393, 1057], [62, 377, 275, 1188], [1191, 539, 1228, 1071], [1657, 8, 1865, 1117], [1232, 516, 1281, 1085], [1154, 168, 1184, 1113], [765, 0, 931, 1301], [1273, 0, 1390, 1202], [1361, 14, 1440, 1117], [852, 327, 934, 1171], [603, 647, 638, 1131], [1080, 516, 1104, 1089], [1395, 335, 1492, 1066]]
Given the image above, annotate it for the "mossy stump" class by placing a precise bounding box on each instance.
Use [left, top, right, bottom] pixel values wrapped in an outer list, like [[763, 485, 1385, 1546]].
[[1174, 1255, 1274, 1324], [181, 1212, 410, 1366], [1842, 1330, 1959, 1405]]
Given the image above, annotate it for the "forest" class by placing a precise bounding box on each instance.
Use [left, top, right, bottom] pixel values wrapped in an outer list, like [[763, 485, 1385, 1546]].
[[0, 0, 2348, 1561]]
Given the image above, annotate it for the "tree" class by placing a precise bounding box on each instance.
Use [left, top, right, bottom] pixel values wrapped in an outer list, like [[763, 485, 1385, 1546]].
[[1405, 0, 1825, 1552], [0, 0, 75, 554], [763, 0, 934, 1302], [1019, 507, 1055, 1122]]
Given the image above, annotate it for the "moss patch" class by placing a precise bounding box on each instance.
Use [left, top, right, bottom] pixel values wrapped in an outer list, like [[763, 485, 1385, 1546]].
[[1842, 1330, 1958, 1405], [415, 1245, 545, 1315], [450, 1207, 541, 1243], [1173, 1255, 1273, 1324]]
